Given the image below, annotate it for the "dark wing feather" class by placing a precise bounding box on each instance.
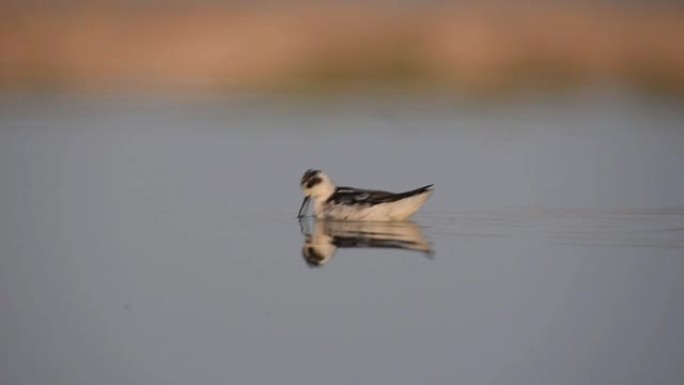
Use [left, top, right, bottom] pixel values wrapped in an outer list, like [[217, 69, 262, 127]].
[[332, 236, 423, 250], [327, 185, 433, 206]]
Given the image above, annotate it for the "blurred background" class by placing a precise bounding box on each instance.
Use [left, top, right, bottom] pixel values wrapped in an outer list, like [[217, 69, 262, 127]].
[[2, 3, 684, 385], [1, 1, 683, 95]]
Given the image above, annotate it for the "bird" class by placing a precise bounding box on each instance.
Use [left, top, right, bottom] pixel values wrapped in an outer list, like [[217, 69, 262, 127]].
[[297, 169, 434, 221]]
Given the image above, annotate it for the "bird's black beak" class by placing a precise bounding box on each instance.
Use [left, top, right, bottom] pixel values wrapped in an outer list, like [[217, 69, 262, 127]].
[[297, 196, 311, 218]]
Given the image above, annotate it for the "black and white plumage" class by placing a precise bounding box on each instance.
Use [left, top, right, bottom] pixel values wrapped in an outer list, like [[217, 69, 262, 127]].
[[298, 169, 434, 221]]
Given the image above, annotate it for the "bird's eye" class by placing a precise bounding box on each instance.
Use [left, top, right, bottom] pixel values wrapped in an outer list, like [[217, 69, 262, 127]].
[[306, 177, 322, 188]]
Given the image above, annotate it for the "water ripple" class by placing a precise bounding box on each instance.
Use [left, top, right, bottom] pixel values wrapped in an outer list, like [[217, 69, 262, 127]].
[[420, 208, 684, 249]]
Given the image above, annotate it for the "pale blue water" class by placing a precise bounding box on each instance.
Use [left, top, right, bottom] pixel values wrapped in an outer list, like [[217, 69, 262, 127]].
[[1, 90, 683, 385]]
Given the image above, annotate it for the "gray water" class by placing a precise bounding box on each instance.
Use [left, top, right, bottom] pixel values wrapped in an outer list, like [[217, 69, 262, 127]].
[[1, 91, 683, 385]]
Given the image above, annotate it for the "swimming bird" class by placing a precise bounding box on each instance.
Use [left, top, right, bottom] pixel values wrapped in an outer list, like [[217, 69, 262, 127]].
[[297, 169, 434, 221]]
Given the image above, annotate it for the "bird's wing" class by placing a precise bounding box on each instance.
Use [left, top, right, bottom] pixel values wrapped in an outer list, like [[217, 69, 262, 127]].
[[328, 185, 433, 206]]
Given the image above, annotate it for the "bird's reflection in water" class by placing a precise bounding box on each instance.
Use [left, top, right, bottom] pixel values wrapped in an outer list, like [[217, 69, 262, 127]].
[[299, 218, 434, 267]]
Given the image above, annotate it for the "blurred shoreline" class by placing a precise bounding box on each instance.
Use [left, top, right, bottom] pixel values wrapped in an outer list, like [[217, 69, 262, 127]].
[[1, 4, 683, 95]]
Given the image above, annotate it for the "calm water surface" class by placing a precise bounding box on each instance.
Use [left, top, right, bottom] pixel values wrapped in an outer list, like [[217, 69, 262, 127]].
[[1, 91, 683, 385]]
